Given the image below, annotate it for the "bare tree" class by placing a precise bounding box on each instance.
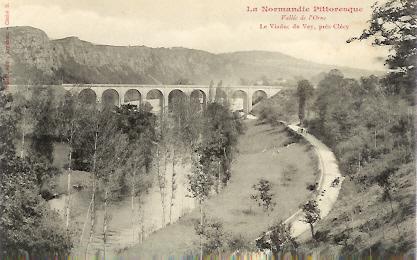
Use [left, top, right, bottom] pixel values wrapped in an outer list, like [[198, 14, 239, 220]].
[[187, 152, 214, 259], [169, 147, 178, 224]]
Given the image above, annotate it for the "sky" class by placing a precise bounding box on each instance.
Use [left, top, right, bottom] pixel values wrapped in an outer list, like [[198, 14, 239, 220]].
[[2, 0, 389, 71]]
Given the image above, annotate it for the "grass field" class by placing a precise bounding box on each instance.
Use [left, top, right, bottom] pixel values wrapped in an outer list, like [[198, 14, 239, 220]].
[[122, 120, 319, 257]]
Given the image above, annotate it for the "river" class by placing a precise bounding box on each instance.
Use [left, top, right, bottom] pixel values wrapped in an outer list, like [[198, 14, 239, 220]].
[[49, 161, 196, 258]]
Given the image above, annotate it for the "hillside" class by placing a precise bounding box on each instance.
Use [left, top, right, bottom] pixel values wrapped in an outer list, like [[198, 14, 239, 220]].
[[253, 70, 415, 256], [0, 26, 381, 85], [122, 120, 319, 258]]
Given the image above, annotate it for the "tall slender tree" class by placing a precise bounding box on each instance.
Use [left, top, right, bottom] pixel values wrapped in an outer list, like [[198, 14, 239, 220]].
[[296, 79, 314, 125]]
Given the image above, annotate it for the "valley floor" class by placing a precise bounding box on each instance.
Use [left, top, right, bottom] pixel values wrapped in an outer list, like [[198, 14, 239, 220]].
[[121, 120, 319, 258]]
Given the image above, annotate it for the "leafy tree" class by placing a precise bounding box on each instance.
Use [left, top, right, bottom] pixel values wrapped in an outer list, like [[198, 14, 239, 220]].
[[29, 87, 57, 163], [348, 0, 416, 97], [300, 0, 416, 248], [251, 178, 276, 214], [253, 89, 299, 124], [174, 78, 192, 85], [260, 75, 271, 86], [10, 87, 31, 158], [70, 103, 99, 171], [0, 87, 72, 257], [188, 152, 215, 260], [93, 108, 130, 257], [95, 108, 131, 200], [256, 221, 297, 253], [0, 89, 17, 158], [208, 80, 215, 103], [227, 234, 252, 252], [55, 90, 78, 229], [301, 200, 320, 239], [117, 104, 156, 238], [374, 164, 401, 236], [198, 103, 244, 188], [194, 217, 227, 256], [296, 79, 314, 125], [214, 80, 226, 104], [117, 104, 157, 173]]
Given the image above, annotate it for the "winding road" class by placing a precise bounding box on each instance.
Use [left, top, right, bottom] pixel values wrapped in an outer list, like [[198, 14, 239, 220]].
[[283, 124, 344, 237]]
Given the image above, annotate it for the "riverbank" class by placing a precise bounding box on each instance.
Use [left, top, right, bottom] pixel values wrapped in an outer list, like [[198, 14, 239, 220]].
[[48, 161, 195, 258]]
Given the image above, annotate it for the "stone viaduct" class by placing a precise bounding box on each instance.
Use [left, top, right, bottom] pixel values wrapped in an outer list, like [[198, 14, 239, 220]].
[[8, 83, 284, 113], [61, 84, 283, 113]]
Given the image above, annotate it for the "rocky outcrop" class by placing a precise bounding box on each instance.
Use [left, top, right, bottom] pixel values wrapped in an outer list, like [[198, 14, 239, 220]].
[[0, 26, 381, 85]]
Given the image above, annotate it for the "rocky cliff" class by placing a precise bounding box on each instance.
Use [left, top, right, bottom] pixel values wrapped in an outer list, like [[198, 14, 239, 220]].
[[0, 26, 381, 85]]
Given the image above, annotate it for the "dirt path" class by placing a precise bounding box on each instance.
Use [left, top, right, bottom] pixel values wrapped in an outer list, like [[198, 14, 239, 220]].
[[284, 124, 344, 237]]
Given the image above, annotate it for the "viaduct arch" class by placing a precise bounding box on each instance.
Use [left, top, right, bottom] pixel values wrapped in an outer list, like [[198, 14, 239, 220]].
[[58, 84, 283, 113]]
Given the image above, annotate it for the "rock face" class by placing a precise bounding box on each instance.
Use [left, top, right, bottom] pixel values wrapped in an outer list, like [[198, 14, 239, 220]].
[[0, 26, 380, 85]]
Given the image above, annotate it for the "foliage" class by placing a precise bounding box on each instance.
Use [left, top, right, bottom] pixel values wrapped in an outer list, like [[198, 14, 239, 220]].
[[253, 89, 298, 124], [256, 221, 297, 253], [95, 110, 131, 200], [68, 102, 99, 171], [227, 234, 253, 252], [308, 70, 414, 176], [0, 88, 72, 257], [197, 103, 244, 186], [348, 0, 416, 97], [187, 155, 214, 203], [194, 216, 227, 254], [257, 105, 280, 125], [301, 199, 320, 238], [29, 87, 57, 163], [174, 78, 193, 85], [0, 158, 72, 256], [302, 67, 414, 250], [296, 79, 314, 125], [251, 178, 276, 213], [116, 104, 157, 178]]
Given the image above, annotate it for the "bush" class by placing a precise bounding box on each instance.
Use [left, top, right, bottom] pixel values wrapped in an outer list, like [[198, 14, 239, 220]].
[[256, 221, 297, 253]]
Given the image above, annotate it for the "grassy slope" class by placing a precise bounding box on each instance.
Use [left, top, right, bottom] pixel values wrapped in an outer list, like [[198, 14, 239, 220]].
[[298, 162, 415, 255], [122, 120, 319, 257]]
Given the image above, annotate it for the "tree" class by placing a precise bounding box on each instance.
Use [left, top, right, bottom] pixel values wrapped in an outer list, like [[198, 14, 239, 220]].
[[94, 109, 130, 258], [214, 80, 225, 104], [194, 217, 226, 256], [0, 86, 72, 257], [55, 90, 79, 230], [256, 221, 297, 253], [198, 103, 244, 188], [251, 178, 276, 214], [174, 78, 192, 85], [10, 87, 31, 158], [29, 87, 57, 163], [260, 75, 271, 86], [296, 79, 314, 125], [301, 200, 320, 239], [208, 80, 215, 103], [374, 164, 401, 236], [117, 104, 157, 176], [188, 152, 215, 260], [348, 0, 416, 97]]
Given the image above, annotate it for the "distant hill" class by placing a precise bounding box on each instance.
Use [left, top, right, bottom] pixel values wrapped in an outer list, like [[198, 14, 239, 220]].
[[0, 26, 383, 86]]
